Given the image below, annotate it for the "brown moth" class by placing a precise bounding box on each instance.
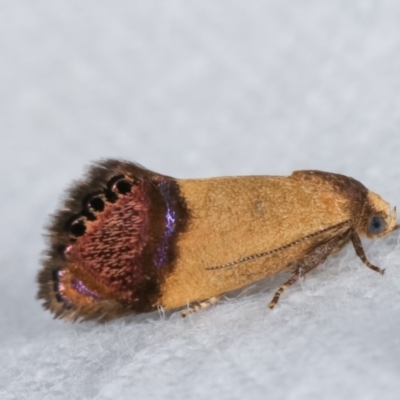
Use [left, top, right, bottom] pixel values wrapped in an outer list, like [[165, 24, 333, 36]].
[[37, 160, 398, 322]]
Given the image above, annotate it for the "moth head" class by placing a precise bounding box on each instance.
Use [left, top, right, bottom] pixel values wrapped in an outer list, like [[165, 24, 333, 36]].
[[357, 192, 397, 239]]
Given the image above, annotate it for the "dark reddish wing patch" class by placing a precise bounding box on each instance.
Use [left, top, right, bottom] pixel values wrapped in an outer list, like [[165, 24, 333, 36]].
[[37, 160, 188, 322], [67, 179, 152, 303]]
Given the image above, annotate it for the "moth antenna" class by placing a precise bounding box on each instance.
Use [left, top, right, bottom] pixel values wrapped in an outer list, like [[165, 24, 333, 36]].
[[206, 220, 351, 271]]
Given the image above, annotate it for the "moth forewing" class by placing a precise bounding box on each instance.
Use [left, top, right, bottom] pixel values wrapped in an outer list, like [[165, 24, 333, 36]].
[[37, 163, 397, 322]]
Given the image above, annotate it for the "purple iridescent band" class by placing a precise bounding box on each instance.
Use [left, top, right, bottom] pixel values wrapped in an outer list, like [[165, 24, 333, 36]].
[[153, 181, 177, 268], [71, 279, 101, 299], [57, 270, 101, 308], [57, 270, 73, 308]]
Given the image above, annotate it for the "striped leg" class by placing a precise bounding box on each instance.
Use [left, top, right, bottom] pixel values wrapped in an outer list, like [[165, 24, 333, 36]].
[[351, 233, 385, 275], [268, 271, 301, 309], [268, 236, 343, 309], [181, 296, 221, 318]]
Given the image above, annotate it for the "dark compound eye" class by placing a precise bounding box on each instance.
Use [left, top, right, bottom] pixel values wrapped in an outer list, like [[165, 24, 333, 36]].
[[368, 216, 386, 235]]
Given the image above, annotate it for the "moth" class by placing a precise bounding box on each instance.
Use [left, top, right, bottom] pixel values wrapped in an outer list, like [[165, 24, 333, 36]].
[[37, 160, 398, 322]]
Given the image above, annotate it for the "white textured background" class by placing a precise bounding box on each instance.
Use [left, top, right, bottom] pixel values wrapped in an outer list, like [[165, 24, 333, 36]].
[[1, 1, 400, 399]]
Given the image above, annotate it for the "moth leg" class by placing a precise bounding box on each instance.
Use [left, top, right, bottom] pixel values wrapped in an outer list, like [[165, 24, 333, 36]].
[[268, 237, 341, 309], [330, 235, 351, 255], [351, 233, 385, 275], [268, 270, 301, 309], [181, 296, 221, 318]]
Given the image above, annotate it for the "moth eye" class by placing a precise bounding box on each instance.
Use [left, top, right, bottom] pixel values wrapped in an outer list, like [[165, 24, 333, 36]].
[[368, 216, 386, 235]]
